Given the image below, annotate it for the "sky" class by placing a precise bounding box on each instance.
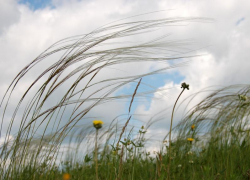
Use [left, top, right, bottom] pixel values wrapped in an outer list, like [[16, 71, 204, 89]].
[[0, 0, 250, 154]]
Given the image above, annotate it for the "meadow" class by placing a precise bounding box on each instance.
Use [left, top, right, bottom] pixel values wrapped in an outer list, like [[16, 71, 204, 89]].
[[0, 15, 250, 180]]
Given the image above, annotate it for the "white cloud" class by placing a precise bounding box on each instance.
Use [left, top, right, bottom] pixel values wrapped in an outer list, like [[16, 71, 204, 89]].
[[0, 0, 250, 154], [0, 0, 20, 34]]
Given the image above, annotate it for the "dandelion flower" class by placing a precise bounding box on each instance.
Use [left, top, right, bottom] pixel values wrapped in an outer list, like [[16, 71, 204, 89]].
[[191, 125, 195, 131], [63, 173, 70, 180], [187, 138, 194, 142], [93, 120, 103, 129]]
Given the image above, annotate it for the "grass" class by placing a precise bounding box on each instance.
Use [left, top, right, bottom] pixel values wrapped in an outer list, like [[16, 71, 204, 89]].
[[1, 14, 250, 179]]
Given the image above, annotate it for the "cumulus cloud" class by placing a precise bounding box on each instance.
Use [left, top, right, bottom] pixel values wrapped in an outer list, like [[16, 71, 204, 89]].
[[0, 0, 250, 153], [0, 0, 20, 34]]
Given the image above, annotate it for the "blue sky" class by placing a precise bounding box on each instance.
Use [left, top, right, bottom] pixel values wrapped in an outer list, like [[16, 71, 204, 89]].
[[120, 71, 185, 113], [19, 0, 53, 10]]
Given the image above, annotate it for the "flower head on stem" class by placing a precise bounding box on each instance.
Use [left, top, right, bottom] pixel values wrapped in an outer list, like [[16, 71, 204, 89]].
[[191, 124, 195, 131], [167, 82, 189, 180], [187, 138, 194, 143], [93, 120, 103, 129]]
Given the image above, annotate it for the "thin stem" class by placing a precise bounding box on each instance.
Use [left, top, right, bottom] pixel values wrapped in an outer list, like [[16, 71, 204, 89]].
[[168, 88, 185, 179], [95, 129, 99, 180]]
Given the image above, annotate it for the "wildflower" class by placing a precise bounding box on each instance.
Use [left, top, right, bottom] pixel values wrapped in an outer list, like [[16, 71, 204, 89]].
[[187, 138, 194, 142], [63, 173, 70, 180], [178, 164, 182, 168], [163, 140, 168, 143], [93, 120, 103, 129], [189, 160, 194, 164], [181, 82, 189, 90], [187, 151, 193, 155], [93, 120, 103, 179], [191, 125, 195, 131]]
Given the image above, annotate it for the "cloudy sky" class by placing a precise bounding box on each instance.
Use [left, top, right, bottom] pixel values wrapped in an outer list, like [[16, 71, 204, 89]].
[[0, 0, 249, 152]]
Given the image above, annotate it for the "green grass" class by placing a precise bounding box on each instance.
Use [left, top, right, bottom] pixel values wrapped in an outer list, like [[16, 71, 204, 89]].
[[1, 15, 250, 180], [2, 85, 250, 180]]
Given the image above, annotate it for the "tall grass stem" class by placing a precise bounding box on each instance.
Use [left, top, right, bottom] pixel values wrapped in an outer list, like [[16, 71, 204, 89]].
[[168, 87, 185, 179], [95, 129, 99, 180]]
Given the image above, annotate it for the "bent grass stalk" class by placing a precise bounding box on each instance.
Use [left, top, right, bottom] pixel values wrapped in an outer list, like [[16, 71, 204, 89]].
[[168, 82, 189, 179], [117, 78, 142, 179]]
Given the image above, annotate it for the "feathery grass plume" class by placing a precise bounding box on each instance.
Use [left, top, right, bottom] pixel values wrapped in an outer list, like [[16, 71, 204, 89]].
[[169, 84, 250, 179], [116, 78, 142, 148], [117, 78, 142, 179], [175, 84, 250, 141], [0, 13, 210, 179]]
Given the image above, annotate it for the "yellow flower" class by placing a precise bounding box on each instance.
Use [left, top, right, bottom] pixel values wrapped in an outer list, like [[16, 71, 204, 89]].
[[191, 125, 195, 131], [63, 173, 70, 180], [93, 120, 104, 129], [187, 138, 194, 142]]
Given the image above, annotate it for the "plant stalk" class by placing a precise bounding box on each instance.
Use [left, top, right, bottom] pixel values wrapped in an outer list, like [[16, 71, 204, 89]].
[[168, 88, 185, 179], [95, 129, 99, 180]]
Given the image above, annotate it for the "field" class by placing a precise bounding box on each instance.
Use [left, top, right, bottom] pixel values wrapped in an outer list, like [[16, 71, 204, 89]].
[[0, 17, 250, 180]]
